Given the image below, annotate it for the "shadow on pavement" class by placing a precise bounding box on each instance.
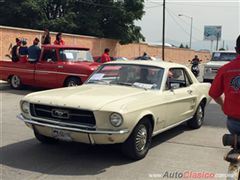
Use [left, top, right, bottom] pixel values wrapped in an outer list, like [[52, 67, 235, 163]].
[[203, 103, 226, 128], [1, 139, 133, 175], [151, 124, 189, 148], [1, 125, 189, 175]]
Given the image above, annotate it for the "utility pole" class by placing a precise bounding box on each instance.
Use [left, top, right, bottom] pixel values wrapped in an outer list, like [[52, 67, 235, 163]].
[[162, 0, 165, 61], [189, 16, 193, 48]]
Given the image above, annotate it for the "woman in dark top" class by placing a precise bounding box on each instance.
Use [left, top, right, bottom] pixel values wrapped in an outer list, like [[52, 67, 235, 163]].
[[41, 29, 51, 45], [19, 40, 28, 56]]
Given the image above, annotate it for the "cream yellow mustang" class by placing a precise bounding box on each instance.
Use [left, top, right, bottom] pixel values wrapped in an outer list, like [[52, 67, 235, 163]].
[[18, 60, 211, 160]]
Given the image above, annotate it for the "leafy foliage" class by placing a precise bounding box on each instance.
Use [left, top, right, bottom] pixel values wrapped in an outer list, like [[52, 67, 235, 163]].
[[0, 0, 145, 44]]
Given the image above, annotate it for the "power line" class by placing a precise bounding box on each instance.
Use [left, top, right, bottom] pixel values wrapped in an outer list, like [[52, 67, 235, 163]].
[[166, 7, 202, 41], [166, 7, 202, 34], [145, 0, 239, 8], [166, 2, 239, 8]]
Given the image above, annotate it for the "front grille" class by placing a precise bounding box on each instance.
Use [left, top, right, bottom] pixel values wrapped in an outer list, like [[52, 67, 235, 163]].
[[30, 104, 96, 128]]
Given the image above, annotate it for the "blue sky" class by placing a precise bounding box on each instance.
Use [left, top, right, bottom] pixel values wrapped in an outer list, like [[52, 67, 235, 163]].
[[135, 0, 240, 50]]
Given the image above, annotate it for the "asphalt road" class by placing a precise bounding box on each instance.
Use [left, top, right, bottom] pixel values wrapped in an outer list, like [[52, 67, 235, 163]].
[[0, 81, 231, 180]]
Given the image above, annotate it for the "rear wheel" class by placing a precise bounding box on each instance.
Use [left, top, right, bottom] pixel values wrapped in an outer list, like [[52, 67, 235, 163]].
[[34, 130, 58, 144], [187, 102, 205, 129], [121, 118, 153, 160], [65, 77, 81, 87], [10, 75, 22, 89]]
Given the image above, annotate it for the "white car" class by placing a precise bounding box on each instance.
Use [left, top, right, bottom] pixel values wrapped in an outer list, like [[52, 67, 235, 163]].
[[203, 51, 237, 82], [18, 60, 211, 160]]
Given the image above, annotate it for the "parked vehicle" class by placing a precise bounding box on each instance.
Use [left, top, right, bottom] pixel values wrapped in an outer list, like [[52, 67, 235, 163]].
[[0, 45, 100, 89], [222, 134, 240, 180], [203, 51, 237, 83], [18, 60, 211, 160]]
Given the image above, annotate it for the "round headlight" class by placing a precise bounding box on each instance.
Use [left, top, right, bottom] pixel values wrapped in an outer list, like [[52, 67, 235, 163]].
[[21, 101, 30, 114], [110, 113, 123, 127], [205, 67, 212, 73]]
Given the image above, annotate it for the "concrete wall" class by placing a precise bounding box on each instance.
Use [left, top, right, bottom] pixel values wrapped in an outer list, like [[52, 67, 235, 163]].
[[0, 26, 211, 64]]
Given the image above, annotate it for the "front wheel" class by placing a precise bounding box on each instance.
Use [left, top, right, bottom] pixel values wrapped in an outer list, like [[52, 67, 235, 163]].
[[187, 103, 205, 129], [65, 77, 81, 87], [121, 118, 153, 160], [10, 75, 22, 89]]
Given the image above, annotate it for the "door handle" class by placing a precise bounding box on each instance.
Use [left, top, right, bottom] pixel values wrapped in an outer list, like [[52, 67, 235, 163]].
[[58, 65, 64, 68]]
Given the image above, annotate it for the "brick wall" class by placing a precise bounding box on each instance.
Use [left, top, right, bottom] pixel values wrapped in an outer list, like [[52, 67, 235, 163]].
[[0, 26, 210, 64]]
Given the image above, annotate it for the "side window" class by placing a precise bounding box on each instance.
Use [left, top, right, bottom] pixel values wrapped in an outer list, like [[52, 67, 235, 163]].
[[42, 49, 57, 62], [166, 68, 191, 90]]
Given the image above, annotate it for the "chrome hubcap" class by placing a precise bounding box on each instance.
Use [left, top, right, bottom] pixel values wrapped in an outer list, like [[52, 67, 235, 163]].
[[11, 76, 20, 88], [135, 126, 148, 152], [197, 106, 203, 125], [68, 81, 77, 86]]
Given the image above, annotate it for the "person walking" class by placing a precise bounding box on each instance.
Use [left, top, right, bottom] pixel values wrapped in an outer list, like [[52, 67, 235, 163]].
[[41, 29, 51, 45], [100, 48, 111, 63], [28, 38, 41, 63], [54, 32, 65, 45], [209, 35, 240, 135]]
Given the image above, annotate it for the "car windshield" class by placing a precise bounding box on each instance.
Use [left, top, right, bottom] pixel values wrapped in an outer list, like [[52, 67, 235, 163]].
[[87, 64, 164, 90], [59, 49, 93, 62], [211, 52, 237, 61]]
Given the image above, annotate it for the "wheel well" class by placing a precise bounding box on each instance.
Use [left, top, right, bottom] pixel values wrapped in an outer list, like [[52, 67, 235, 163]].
[[141, 114, 154, 131], [64, 76, 82, 86], [7, 75, 13, 82], [200, 98, 207, 108]]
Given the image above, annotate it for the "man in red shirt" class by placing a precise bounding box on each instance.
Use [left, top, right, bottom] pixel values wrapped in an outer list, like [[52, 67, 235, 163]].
[[209, 35, 240, 135], [101, 48, 111, 63]]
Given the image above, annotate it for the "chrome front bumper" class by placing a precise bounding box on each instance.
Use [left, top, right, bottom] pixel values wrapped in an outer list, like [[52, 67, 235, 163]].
[[17, 114, 129, 144]]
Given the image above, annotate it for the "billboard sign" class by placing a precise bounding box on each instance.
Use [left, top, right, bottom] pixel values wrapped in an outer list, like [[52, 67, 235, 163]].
[[204, 26, 222, 41]]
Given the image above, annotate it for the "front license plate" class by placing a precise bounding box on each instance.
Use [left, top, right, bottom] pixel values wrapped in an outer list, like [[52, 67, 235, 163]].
[[52, 129, 72, 141]]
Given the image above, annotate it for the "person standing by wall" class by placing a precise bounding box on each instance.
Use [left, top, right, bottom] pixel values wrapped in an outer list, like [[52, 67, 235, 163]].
[[11, 38, 21, 62], [54, 32, 65, 45], [19, 39, 28, 62], [28, 38, 41, 63], [41, 29, 51, 45], [100, 48, 111, 63], [209, 35, 240, 135]]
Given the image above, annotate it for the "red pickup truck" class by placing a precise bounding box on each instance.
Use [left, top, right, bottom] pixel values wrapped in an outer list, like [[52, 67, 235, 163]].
[[0, 45, 100, 89]]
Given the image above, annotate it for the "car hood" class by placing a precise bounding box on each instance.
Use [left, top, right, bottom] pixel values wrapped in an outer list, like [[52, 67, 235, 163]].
[[204, 61, 229, 67], [23, 84, 156, 112]]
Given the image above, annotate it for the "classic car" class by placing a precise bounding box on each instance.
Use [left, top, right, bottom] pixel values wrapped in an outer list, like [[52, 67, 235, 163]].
[[0, 45, 100, 89], [203, 50, 237, 83], [18, 60, 211, 160]]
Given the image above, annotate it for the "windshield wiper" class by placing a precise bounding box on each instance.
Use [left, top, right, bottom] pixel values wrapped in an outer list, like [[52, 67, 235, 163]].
[[115, 82, 133, 86], [131, 83, 148, 90], [87, 80, 109, 85]]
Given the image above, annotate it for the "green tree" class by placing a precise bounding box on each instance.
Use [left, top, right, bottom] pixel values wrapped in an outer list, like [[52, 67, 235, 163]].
[[179, 43, 184, 48], [0, 0, 145, 44]]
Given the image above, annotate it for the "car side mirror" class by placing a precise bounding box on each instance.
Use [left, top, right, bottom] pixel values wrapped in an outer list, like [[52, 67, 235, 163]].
[[170, 83, 180, 89]]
